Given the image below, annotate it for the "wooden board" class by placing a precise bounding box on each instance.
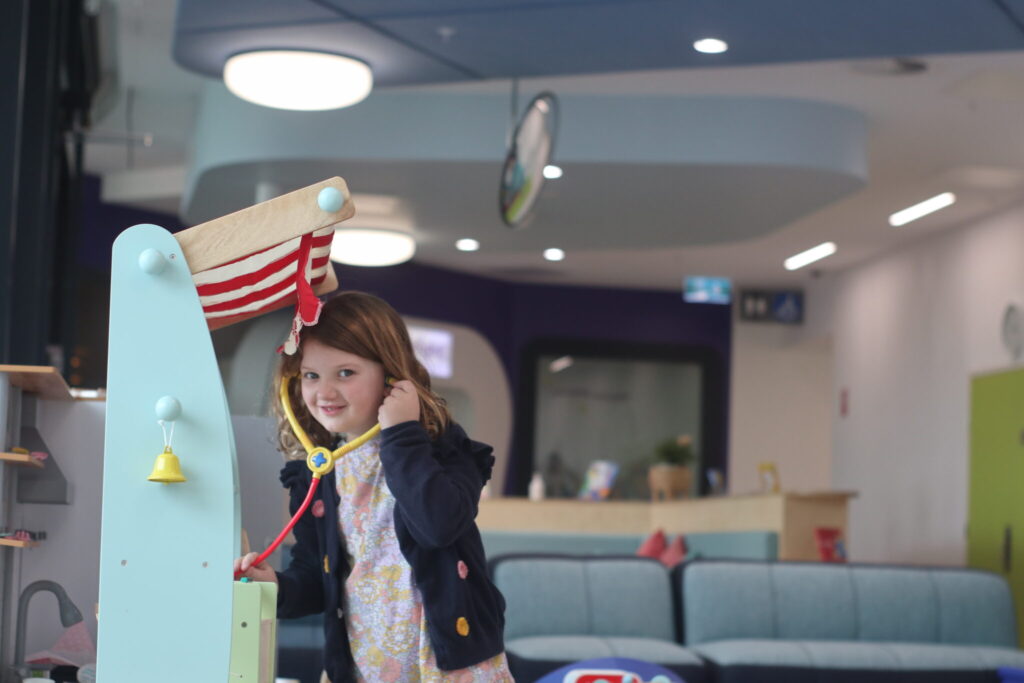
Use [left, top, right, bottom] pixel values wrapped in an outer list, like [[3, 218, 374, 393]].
[[174, 177, 354, 274], [0, 365, 73, 400], [0, 451, 44, 468], [0, 538, 38, 548], [478, 491, 857, 561]]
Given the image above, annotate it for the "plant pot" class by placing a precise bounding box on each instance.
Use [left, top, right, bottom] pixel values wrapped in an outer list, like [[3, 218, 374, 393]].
[[648, 464, 692, 501]]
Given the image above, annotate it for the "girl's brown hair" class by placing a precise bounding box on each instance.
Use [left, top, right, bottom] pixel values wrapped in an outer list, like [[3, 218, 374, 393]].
[[272, 291, 451, 460]]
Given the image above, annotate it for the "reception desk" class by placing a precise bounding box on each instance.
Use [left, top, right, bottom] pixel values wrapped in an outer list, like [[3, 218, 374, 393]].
[[477, 490, 856, 561]]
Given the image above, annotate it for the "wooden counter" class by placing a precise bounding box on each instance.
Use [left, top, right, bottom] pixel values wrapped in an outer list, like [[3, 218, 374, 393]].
[[478, 490, 857, 561]]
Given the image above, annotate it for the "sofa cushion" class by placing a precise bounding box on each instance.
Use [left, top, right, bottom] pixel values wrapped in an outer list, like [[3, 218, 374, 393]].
[[636, 529, 667, 559], [660, 535, 687, 568], [693, 640, 1024, 670], [683, 561, 1018, 648], [492, 555, 676, 641], [509, 634, 704, 665]]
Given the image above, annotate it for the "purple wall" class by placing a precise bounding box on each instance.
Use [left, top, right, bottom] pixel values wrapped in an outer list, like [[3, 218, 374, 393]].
[[81, 176, 732, 493], [339, 263, 732, 494], [338, 264, 731, 398], [79, 176, 186, 271]]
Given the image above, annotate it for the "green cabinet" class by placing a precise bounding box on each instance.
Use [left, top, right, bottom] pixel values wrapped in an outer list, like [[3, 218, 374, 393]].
[[968, 367, 1024, 645]]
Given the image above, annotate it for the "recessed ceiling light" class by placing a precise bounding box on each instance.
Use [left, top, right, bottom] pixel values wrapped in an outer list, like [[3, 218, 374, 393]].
[[543, 165, 563, 179], [888, 192, 956, 227], [224, 50, 373, 111], [693, 38, 728, 54], [784, 242, 836, 271], [455, 238, 480, 252], [330, 228, 415, 266], [544, 248, 565, 262]]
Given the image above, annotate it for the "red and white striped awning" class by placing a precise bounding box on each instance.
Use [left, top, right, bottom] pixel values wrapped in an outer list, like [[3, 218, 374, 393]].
[[193, 227, 332, 322], [191, 227, 333, 350], [172, 177, 352, 339]]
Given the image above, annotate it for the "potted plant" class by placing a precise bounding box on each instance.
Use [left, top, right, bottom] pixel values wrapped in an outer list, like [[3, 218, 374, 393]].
[[648, 434, 695, 501]]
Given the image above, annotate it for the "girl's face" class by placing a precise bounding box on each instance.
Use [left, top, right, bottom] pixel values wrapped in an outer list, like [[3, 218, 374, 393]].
[[299, 338, 387, 438]]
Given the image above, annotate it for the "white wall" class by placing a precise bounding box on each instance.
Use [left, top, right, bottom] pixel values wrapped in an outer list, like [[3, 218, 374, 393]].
[[728, 321, 834, 496], [10, 399, 104, 668], [827, 201, 1024, 565]]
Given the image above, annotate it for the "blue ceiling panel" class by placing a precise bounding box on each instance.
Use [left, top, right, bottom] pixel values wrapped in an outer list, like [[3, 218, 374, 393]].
[[999, 0, 1024, 27], [318, 0, 609, 16], [174, 0, 342, 33], [173, 0, 1024, 86], [374, 0, 1024, 80]]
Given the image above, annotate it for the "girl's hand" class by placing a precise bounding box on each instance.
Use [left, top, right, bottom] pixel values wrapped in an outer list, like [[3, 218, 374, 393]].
[[234, 552, 278, 584], [379, 379, 420, 429]]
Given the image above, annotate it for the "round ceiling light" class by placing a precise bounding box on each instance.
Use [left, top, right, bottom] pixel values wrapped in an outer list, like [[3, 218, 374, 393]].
[[224, 50, 373, 111], [330, 228, 415, 267], [693, 38, 728, 54]]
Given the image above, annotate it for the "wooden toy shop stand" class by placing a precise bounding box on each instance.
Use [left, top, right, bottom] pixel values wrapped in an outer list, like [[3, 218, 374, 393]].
[[95, 178, 352, 682]]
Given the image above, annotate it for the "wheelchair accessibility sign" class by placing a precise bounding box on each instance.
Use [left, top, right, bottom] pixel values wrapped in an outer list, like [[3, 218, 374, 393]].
[[740, 289, 804, 324]]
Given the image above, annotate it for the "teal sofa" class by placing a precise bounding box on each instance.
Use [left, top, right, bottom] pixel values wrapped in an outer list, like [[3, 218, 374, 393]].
[[684, 560, 1024, 682], [490, 555, 1024, 683], [490, 554, 708, 683]]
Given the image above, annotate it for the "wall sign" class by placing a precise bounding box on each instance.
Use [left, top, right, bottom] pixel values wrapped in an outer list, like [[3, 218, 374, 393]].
[[408, 325, 454, 379], [739, 289, 804, 324]]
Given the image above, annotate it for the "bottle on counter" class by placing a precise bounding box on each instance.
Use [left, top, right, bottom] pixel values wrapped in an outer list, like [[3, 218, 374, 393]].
[[528, 471, 545, 501]]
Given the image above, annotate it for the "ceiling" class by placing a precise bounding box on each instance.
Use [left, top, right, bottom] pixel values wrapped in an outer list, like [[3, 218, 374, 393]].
[[85, 0, 1024, 291]]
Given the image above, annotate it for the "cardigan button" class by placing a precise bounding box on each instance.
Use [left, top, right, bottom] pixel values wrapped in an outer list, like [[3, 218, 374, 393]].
[[337, 607, 344, 619], [323, 555, 330, 574], [456, 617, 470, 637]]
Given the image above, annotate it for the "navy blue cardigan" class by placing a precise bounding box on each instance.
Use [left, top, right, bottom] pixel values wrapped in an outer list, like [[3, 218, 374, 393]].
[[274, 420, 507, 683]]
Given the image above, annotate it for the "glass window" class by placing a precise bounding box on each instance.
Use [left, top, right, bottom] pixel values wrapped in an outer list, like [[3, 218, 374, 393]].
[[532, 355, 702, 499], [514, 340, 725, 500]]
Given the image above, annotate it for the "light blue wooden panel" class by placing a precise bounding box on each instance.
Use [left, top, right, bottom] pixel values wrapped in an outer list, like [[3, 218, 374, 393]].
[[97, 223, 241, 682]]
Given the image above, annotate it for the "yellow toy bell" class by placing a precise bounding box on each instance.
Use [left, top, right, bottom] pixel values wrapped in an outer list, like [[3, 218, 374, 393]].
[[148, 446, 186, 483]]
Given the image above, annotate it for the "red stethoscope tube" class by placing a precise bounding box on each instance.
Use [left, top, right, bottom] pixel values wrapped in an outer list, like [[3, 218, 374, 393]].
[[234, 475, 321, 580]]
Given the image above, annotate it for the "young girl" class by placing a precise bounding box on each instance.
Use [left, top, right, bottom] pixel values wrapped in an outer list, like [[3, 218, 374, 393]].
[[235, 291, 513, 683]]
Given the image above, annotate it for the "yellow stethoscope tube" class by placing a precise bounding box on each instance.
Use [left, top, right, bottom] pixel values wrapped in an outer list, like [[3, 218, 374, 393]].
[[279, 375, 382, 479]]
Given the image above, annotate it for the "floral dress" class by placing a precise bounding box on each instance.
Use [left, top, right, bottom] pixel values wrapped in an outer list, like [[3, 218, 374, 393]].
[[334, 435, 513, 683]]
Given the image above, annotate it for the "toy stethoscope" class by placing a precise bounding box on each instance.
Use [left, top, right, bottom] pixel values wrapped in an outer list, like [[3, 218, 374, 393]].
[[233, 375, 387, 579]]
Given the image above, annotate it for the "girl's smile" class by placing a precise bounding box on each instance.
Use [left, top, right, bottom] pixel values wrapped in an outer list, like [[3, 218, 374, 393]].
[[299, 339, 387, 438]]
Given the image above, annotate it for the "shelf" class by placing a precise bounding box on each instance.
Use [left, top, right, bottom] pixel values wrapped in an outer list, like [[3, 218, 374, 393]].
[[0, 452, 44, 468], [0, 538, 38, 548], [0, 365, 73, 401]]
